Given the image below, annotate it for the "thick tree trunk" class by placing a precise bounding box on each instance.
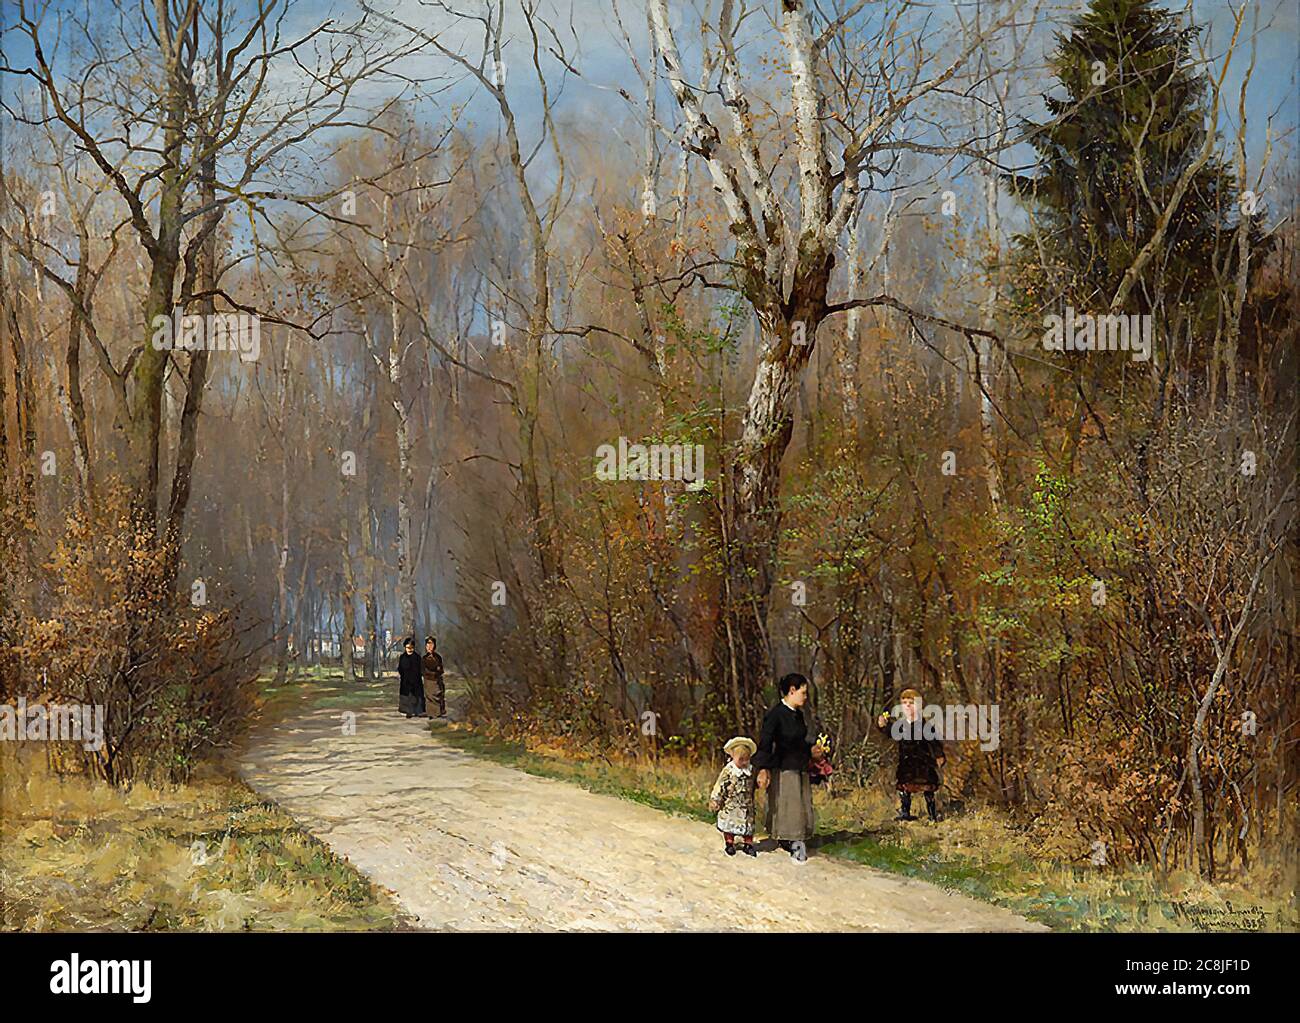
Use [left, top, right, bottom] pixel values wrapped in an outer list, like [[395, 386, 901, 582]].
[[841, 224, 864, 426], [389, 343, 418, 642], [164, 120, 221, 586], [8, 265, 37, 519], [126, 137, 185, 536], [379, 203, 419, 643], [58, 252, 92, 504], [979, 162, 1003, 510], [723, 301, 829, 710]]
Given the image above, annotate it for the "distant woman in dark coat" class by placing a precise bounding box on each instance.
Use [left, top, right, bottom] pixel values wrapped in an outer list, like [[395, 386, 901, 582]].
[[753, 673, 825, 860], [397, 637, 426, 718]]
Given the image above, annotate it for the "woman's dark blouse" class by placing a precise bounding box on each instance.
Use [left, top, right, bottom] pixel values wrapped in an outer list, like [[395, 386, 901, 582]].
[[753, 701, 813, 772]]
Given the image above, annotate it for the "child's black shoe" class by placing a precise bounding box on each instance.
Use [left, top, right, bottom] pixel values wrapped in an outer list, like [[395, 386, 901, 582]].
[[895, 811, 918, 821], [741, 845, 756, 857], [724, 844, 737, 856]]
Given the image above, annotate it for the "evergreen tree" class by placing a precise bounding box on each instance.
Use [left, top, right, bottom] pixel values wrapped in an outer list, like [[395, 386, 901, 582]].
[[1007, 0, 1247, 322]]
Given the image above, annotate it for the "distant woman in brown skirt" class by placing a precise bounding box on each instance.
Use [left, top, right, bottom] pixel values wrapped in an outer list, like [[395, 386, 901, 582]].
[[753, 672, 824, 861]]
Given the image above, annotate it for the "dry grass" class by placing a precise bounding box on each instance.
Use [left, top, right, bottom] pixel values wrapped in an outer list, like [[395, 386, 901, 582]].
[[0, 745, 410, 931]]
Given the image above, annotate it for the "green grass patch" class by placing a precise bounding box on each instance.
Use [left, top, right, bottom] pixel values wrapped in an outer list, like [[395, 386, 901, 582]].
[[430, 724, 718, 824], [256, 666, 387, 722]]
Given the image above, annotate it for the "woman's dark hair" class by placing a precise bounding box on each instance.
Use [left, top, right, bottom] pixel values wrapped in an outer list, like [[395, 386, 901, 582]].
[[778, 672, 809, 696], [425, 636, 436, 646], [403, 636, 416, 648]]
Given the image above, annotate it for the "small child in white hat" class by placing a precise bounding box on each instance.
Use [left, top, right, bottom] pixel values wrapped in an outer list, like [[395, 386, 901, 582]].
[[709, 736, 758, 857]]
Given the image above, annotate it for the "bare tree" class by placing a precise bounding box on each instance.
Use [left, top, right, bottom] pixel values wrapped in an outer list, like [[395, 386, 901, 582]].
[[648, 0, 1022, 707]]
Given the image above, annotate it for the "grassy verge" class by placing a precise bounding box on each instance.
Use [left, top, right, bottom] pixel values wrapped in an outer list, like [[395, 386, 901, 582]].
[[0, 747, 411, 931], [427, 719, 1298, 933], [1, 668, 410, 932]]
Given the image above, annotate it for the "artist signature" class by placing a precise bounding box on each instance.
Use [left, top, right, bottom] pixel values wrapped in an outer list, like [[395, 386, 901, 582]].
[[1169, 901, 1291, 932]]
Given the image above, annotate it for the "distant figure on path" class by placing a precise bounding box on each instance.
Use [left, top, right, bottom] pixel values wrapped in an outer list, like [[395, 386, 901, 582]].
[[398, 637, 426, 718], [753, 672, 824, 861], [423, 636, 446, 717]]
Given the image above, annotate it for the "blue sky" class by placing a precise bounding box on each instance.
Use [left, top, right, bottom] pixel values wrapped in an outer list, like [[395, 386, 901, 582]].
[[3, 1, 1295, 216]]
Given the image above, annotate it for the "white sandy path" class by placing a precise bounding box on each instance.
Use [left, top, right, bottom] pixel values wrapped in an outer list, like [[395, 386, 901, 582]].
[[240, 702, 1046, 932]]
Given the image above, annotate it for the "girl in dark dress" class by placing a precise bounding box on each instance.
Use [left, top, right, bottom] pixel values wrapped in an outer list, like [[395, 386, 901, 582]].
[[753, 672, 826, 860], [397, 637, 426, 717], [877, 687, 945, 821]]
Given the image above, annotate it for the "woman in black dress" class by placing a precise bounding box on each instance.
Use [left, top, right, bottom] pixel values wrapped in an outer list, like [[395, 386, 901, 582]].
[[397, 637, 426, 718], [753, 672, 824, 860]]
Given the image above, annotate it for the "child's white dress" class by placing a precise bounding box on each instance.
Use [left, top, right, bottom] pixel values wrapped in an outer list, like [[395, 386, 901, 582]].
[[709, 762, 757, 836]]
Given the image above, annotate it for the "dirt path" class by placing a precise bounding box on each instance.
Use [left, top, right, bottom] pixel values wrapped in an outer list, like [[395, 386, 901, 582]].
[[240, 699, 1046, 932]]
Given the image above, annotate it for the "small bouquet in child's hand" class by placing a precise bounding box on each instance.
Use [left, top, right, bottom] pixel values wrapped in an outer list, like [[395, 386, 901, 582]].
[[809, 732, 834, 785]]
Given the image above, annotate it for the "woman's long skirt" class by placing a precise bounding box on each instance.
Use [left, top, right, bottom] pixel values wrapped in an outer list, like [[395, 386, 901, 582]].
[[399, 688, 426, 716], [766, 768, 815, 841]]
